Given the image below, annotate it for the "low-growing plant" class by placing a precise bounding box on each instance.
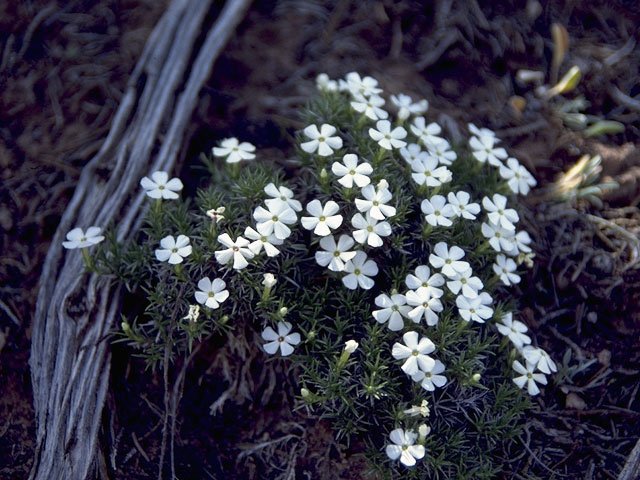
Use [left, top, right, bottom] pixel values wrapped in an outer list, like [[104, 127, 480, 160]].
[[62, 71, 557, 479]]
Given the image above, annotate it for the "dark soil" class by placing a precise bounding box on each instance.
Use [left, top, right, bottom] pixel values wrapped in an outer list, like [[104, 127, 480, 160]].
[[2, 1, 640, 479]]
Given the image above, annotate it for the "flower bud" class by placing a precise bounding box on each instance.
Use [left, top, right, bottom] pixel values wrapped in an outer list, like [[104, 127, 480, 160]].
[[418, 424, 431, 440], [262, 273, 277, 288], [344, 340, 359, 354], [279, 307, 288, 317], [320, 168, 328, 179], [301, 388, 310, 398], [472, 373, 482, 382]]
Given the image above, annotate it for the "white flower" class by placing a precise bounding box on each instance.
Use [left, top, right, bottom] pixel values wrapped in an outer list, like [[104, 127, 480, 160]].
[[344, 340, 359, 353], [385, 429, 425, 467], [183, 305, 200, 323], [493, 254, 521, 285], [429, 242, 470, 278], [456, 292, 493, 323], [206, 206, 225, 224], [355, 184, 396, 220], [264, 183, 302, 212], [369, 120, 407, 150], [140, 171, 183, 199], [262, 321, 301, 357], [372, 293, 411, 331], [316, 73, 338, 92], [390, 93, 428, 121], [421, 195, 455, 227], [426, 139, 457, 165], [405, 265, 445, 298], [410, 156, 451, 187], [262, 273, 277, 288], [301, 200, 343, 236], [315, 234, 356, 271], [496, 312, 531, 350], [469, 133, 507, 167], [391, 330, 436, 375], [212, 137, 256, 163], [404, 399, 431, 418], [482, 194, 519, 231], [351, 212, 392, 247], [350, 93, 388, 120], [411, 360, 447, 391], [342, 251, 378, 290], [468, 123, 495, 138], [244, 226, 283, 257], [155, 235, 192, 264], [410, 117, 444, 147], [506, 230, 533, 255], [343, 71, 382, 97], [62, 226, 105, 249], [214, 233, 254, 270], [499, 157, 537, 195], [399, 143, 427, 164], [481, 222, 516, 252], [405, 288, 444, 326], [521, 346, 557, 374], [194, 277, 229, 309], [447, 191, 480, 220], [253, 202, 297, 240], [446, 268, 483, 299], [331, 154, 373, 188], [301, 124, 343, 156], [512, 360, 547, 396]]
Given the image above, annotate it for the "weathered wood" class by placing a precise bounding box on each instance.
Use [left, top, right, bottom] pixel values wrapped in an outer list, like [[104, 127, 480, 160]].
[[618, 438, 640, 480], [29, 1, 252, 479]]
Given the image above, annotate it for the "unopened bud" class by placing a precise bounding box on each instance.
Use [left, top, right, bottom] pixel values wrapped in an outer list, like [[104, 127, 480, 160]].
[[344, 340, 359, 354], [472, 373, 482, 382], [279, 307, 288, 317], [320, 168, 328, 179], [301, 388, 310, 398], [418, 424, 431, 440]]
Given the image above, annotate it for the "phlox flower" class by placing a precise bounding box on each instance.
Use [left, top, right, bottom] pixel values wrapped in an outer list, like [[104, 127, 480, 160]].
[[512, 360, 547, 396], [315, 73, 338, 92], [155, 235, 192, 264], [342, 251, 378, 290], [262, 273, 277, 288], [421, 195, 455, 227], [446, 268, 483, 299], [483, 194, 519, 231], [244, 226, 283, 257], [315, 234, 356, 271], [62, 226, 105, 249], [410, 117, 444, 147], [194, 277, 229, 309], [385, 429, 425, 467], [399, 143, 427, 164], [410, 156, 451, 187], [212, 137, 256, 163], [355, 184, 396, 220], [481, 222, 516, 252], [253, 201, 297, 240], [468, 123, 495, 138], [262, 321, 301, 357], [404, 399, 430, 418], [469, 132, 507, 167], [331, 154, 373, 188], [206, 206, 225, 224], [351, 212, 392, 247], [405, 288, 444, 326], [301, 124, 343, 156], [301, 200, 343, 236], [405, 265, 445, 298], [493, 254, 520, 285], [429, 242, 470, 278], [521, 346, 557, 374], [372, 293, 411, 331], [350, 93, 388, 121], [447, 191, 480, 220], [411, 360, 447, 391], [496, 313, 531, 350], [426, 139, 457, 166], [215, 233, 254, 270], [140, 171, 183, 199], [264, 183, 302, 212], [391, 331, 436, 375], [505, 230, 532, 256], [343, 72, 382, 97], [369, 120, 407, 150], [391, 93, 428, 121], [499, 157, 537, 195], [456, 292, 493, 323]]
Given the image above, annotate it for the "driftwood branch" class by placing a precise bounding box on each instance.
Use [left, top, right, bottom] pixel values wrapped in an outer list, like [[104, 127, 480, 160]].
[[29, 1, 251, 479]]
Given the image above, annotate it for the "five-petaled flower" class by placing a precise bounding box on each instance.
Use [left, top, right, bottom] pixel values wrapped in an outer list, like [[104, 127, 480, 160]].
[[301, 200, 343, 236], [483, 194, 519, 231], [411, 360, 448, 391], [213, 137, 256, 163], [206, 206, 226, 224], [391, 330, 436, 375], [496, 313, 531, 350], [421, 195, 455, 227], [493, 254, 521, 286], [369, 120, 407, 150], [385, 429, 425, 467], [62, 226, 105, 249], [512, 360, 547, 396], [342, 251, 378, 290], [194, 277, 229, 309], [456, 292, 493, 323], [315, 234, 356, 272], [372, 293, 411, 331], [140, 171, 183, 199], [410, 117, 444, 147], [262, 321, 301, 356], [391, 93, 428, 121], [351, 212, 392, 247], [350, 94, 388, 121], [499, 157, 537, 195], [301, 124, 343, 156], [331, 154, 373, 188], [355, 184, 396, 220], [253, 202, 298, 240], [155, 235, 192, 264], [264, 183, 302, 212], [429, 242, 470, 278], [215, 233, 254, 270], [244, 226, 283, 257]]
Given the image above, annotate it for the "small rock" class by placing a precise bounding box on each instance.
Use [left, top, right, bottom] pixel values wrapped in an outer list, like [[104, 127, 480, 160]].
[[597, 349, 611, 366], [566, 392, 587, 410]]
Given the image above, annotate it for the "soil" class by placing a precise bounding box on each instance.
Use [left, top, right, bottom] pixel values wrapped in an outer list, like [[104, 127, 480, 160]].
[[1, 1, 640, 479]]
